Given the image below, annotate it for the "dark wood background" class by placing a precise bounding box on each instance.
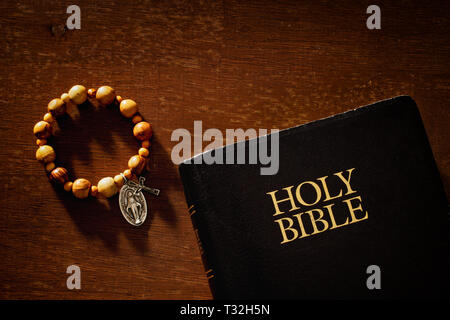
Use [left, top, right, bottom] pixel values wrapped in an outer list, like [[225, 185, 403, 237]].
[[0, 0, 448, 299]]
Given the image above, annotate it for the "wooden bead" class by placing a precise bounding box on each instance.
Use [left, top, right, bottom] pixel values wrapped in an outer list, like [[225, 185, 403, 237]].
[[45, 162, 56, 172], [123, 169, 133, 179], [49, 167, 69, 184], [72, 178, 91, 199], [132, 114, 143, 124], [128, 155, 146, 175], [138, 147, 149, 158], [47, 98, 66, 117], [133, 121, 152, 141], [33, 121, 52, 139], [114, 174, 124, 187], [43, 112, 54, 123], [87, 88, 97, 98], [97, 177, 118, 198], [90, 185, 99, 197], [141, 140, 151, 148], [64, 181, 73, 192], [60, 93, 71, 103], [36, 145, 56, 163], [69, 85, 87, 105], [120, 99, 138, 118], [96, 86, 115, 106], [36, 139, 47, 146]]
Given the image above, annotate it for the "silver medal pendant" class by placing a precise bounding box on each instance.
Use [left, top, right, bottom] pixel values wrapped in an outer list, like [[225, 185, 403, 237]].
[[119, 175, 160, 226]]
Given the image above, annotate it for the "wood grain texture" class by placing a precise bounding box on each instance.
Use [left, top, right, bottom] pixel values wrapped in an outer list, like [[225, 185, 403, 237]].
[[0, 0, 448, 299]]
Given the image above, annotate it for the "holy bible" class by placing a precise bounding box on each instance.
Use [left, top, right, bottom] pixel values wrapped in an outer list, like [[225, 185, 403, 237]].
[[179, 96, 449, 299]]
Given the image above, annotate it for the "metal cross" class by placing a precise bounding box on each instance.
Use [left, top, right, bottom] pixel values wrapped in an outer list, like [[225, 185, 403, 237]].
[[121, 175, 160, 196]]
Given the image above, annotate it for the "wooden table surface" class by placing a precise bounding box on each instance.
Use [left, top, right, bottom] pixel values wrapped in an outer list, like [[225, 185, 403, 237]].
[[0, 0, 448, 299]]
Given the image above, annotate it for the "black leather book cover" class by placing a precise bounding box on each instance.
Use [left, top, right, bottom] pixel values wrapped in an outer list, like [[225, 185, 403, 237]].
[[179, 96, 449, 299]]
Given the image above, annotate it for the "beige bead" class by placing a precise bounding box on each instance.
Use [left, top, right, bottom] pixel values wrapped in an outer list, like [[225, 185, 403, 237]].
[[97, 177, 118, 198], [123, 169, 133, 179], [36, 139, 47, 146], [87, 88, 97, 98], [114, 174, 124, 188], [138, 147, 149, 158], [47, 98, 66, 117], [43, 112, 54, 123], [33, 121, 52, 139], [141, 140, 151, 148], [72, 178, 91, 199], [96, 86, 115, 106], [68, 85, 88, 105], [90, 185, 99, 197], [133, 121, 152, 141], [132, 114, 143, 124], [45, 162, 56, 172], [64, 181, 73, 192], [120, 99, 138, 118], [60, 93, 71, 103], [36, 145, 56, 163], [128, 155, 146, 175], [87, 89, 99, 107]]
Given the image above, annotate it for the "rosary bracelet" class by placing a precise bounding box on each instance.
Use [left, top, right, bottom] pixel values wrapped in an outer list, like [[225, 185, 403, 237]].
[[33, 85, 160, 226]]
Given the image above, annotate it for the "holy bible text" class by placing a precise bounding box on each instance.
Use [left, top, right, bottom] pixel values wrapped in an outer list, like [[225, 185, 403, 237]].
[[266, 168, 368, 244]]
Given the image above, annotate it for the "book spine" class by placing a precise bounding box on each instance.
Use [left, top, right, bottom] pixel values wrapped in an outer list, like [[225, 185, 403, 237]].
[[179, 164, 219, 298]]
